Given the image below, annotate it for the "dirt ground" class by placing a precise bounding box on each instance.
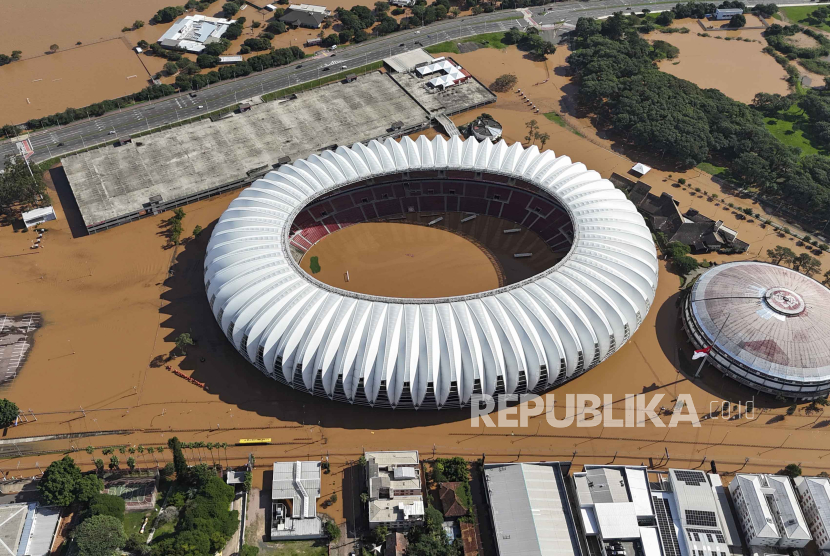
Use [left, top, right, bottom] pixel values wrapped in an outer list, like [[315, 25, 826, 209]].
[[2, 42, 830, 501], [652, 22, 789, 103]]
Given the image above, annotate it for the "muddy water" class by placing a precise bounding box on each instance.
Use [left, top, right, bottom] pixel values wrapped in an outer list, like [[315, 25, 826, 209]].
[[0, 0, 180, 60], [654, 23, 788, 102], [0, 40, 153, 124], [300, 222, 499, 297]]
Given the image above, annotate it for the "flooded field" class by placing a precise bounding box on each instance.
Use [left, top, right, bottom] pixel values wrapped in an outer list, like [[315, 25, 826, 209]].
[[300, 222, 500, 298], [653, 23, 789, 102], [0, 40, 152, 124]]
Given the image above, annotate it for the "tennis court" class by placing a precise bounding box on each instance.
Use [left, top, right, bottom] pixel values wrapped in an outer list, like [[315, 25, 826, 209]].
[[104, 478, 157, 510]]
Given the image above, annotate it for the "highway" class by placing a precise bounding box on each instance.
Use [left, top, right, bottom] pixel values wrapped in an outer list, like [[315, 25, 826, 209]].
[[0, 0, 809, 163]]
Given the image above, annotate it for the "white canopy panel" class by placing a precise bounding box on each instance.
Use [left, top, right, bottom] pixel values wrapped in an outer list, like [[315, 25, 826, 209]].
[[204, 136, 658, 409]]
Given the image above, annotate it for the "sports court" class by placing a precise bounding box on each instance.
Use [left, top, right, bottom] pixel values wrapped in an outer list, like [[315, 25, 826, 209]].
[[0, 313, 41, 387], [103, 477, 157, 510]]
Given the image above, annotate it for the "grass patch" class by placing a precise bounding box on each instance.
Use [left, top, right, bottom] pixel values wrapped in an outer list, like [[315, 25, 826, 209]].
[[425, 40, 460, 54], [426, 31, 510, 54], [543, 112, 584, 137], [309, 256, 321, 274], [764, 104, 823, 155], [780, 6, 830, 32], [123, 511, 151, 540], [262, 61, 383, 102], [255, 541, 328, 556], [799, 58, 830, 75], [696, 162, 727, 176]]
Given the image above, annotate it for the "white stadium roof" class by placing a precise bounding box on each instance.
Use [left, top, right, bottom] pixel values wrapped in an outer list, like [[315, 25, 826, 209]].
[[204, 135, 658, 409]]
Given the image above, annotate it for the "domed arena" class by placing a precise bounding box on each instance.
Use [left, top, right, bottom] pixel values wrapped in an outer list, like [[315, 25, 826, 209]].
[[204, 135, 658, 409], [682, 261, 830, 399]]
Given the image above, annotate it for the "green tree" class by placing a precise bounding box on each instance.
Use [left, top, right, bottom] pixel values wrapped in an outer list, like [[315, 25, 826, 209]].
[[781, 463, 802, 477], [373, 524, 389, 545], [110, 455, 120, 470], [222, 2, 240, 17], [240, 546, 259, 556], [535, 131, 550, 150], [767, 245, 796, 266], [0, 399, 19, 428], [0, 157, 48, 214], [95, 459, 105, 473], [325, 520, 340, 541], [127, 457, 136, 471], [793, 252, 821, 276], [175, 332, 195, 355], [90, 493, 126, 520], [729, 13, 746, 27], [49, 44, 59, 53], [193, 225, 203, 238], [525, 119, 539, 144], [168, 437, 189, 481], [74, 515, 126, 556], [38, 456, 82, 506], [76, 474, 105, 503]]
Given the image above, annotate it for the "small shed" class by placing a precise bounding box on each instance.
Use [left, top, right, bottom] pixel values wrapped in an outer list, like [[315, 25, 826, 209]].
[[715, 7, 743, 19], [345, 73, 357, 83], [22, 206, 57, 228], [239, 103, 252, 112], [630, 162, 652, 177]]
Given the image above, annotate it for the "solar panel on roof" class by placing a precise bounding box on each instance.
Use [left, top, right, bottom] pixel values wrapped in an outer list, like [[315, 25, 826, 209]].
[[675, 470, 706, 486], [686, 510, 718, 528], [652, 497, 682, 556]]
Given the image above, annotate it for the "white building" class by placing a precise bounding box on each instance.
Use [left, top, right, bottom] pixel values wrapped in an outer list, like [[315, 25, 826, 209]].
[[21, 206, 56, 229], [728, 474, 811, 549], [157, 15, 237, 53], [483, 461, 582, 556], [366, 451, 424, 530], [794, 476, 830, 550], [271, 461, 323, 540], [648, 469, 743, 556], [714, 8, 743, 20], [574, 466, 664, 556]]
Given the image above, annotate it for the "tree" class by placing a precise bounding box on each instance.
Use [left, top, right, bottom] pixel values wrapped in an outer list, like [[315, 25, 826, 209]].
[[10, 50, 21, 61], [373, 524, 389, 545], [793, 252, 821, 276], [74, 515, 126, 556], [822, 269, 830, 286], [133, 20, 145, 30], [49, 44, 59, 53], [0, 399, 18, 428], [729, 13, 746, 27], [168, 437, 188, 481], [525, 119, 539, 145], [90, 493, 126, 520], [223, 2, 241, 17], [322, 33, 340, 48], [674, 255, 699, 275], [490, 73, 518, 92], [781, 463, 802, 477], [127, 457, 136, 471], [76, 474, 105, 503], [38, 456, 82, 506], [110, 455, 120, 470], [767, 245, 796, 266], [240, 546, 259, 556], [325, 520, 340, 542], [175, 332, 195, 355], [95, 459, 105, 473], [265, 21, 286, 35], [0, 156, 48, 213], [535, 131, 550, 149], [358, 455, 367, 467]]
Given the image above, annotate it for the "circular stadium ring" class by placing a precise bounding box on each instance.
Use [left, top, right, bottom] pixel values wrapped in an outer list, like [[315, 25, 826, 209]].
[[204, 135, 658, 409]]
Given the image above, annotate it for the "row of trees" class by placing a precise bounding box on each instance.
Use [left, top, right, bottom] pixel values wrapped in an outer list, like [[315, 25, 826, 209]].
[[568, 14, 830, 222], [0, 50, 22, 66], [766, 245, 823, 276]]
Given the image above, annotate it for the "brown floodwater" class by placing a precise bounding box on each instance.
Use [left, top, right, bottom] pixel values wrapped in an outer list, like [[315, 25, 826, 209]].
[[654, 23, 789, 102], [0, 40, 152, 124]]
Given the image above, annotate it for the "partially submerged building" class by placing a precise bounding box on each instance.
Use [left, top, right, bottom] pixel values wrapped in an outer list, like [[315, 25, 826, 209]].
[[649, 469, 744, 556], [794, 476, 830, 550], [416, 57, 471, 89], [280, 4, 329, 28], [366, 451, 424, 530], [483, 461, 582, 556], [157, 15, 237, 53], [729, 473, 811, 549], [270, 461, 323, 540], [573, 465, 664, 556], [469, 115, 502, 142], [610, 174, 749, 254]]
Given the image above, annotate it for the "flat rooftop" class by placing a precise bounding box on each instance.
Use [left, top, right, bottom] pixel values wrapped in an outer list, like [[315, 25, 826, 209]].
[[62, 71, 429, 231], [0, 504, 28, 555], [389, 64, 496, 116], [366, 451, 419, 467]]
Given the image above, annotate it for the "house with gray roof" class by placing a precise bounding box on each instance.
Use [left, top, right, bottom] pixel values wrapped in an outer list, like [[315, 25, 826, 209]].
[[729, 474, 811, 549], [794, 476, 830, 550]]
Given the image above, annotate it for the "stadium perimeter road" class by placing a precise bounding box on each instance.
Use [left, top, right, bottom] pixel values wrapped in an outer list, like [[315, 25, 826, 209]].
[[0, 0, 809, 164]]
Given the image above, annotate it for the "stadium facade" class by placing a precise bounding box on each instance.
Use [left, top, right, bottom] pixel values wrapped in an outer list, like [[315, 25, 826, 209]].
[[204, 136, 659, 409], [682, 261, 830, 399]]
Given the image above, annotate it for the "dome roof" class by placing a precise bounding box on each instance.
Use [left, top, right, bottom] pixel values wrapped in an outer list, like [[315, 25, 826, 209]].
[[689, 261, 830, 383], [204, 135, 658, 408]]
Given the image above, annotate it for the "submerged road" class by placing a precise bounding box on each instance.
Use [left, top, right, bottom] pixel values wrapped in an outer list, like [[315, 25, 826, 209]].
[[0, 0, 812, 163]]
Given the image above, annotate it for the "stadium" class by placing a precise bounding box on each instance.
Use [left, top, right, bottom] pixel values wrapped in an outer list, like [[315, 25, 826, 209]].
[[682, 261, 830, 399], [204, 135, 659, 409]]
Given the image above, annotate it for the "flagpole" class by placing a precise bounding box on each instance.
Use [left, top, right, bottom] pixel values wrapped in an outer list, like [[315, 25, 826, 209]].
[[695, 313, 730, 378]]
